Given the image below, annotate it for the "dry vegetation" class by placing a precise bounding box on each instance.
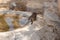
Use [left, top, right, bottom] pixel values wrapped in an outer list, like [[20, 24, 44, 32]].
[[0, 14, 22, 32], [0, 14, 9, 32]]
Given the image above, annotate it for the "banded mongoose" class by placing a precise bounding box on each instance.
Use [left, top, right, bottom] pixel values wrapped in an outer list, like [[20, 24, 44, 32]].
[[28, 12, 37, 24]]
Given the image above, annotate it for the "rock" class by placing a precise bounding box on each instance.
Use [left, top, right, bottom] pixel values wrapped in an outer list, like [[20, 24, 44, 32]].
[[44, 2, 60, 25], [26, 1, 44, 14]]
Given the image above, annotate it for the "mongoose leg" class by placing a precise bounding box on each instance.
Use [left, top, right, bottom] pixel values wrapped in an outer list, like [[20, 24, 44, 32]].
[[31, 19, 33, 24]]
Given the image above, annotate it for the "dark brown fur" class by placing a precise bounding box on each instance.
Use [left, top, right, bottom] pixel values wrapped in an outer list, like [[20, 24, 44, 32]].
[[28, 12, 37, 24]]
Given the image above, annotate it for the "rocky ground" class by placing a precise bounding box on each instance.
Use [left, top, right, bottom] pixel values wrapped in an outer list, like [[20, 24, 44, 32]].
[[0, 0, 60, 40]]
